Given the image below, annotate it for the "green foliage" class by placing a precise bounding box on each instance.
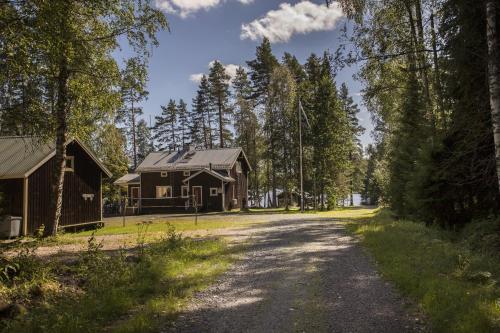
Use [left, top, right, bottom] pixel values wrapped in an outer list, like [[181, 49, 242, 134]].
[[208, 60, 233, 148], [346, 209, 500, 332], [154, 99, 178, 150], [1, 227, 233, 333]]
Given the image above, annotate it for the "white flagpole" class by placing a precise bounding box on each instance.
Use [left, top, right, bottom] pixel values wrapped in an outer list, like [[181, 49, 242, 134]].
[[299, 99, 304, 213]]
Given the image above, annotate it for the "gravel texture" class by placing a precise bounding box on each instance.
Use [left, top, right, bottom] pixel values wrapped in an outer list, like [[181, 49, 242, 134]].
[[164, 217, 426, 333]]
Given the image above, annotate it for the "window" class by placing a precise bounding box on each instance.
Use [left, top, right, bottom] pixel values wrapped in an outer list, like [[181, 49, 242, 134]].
[[210, 187, 218, 196], [183, 170, 190, 176], [160, 171, 168, 177], [64, 156, 74, 172], [156, 186, 172, 198], [181, 186, 189, 198], [236, 161, 242, 174]]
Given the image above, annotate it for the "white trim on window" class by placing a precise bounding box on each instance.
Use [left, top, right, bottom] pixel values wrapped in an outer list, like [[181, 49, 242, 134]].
[[183, 170, 190, 177], [160, 171, 168, 177], [210, 187, 218, 197], [156, 186, 172, 198], [64, 156, 74, 172], [181, 185, 189, 198]]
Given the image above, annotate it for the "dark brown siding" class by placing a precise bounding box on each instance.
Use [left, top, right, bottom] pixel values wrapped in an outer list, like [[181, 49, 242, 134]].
[[140, 171, 191, 213], [188, 172, 223, 211], [0, 178, 23, 217], [27, 141, 102, 233], [140, 170, 225, 213]]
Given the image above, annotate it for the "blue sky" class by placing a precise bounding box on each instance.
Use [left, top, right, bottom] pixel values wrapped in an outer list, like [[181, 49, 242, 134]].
[[120, 0, 373, 147]]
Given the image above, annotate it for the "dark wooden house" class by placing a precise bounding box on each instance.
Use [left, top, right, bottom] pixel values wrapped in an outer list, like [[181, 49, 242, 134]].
[[0, 136, 112, 235], [115, 146, 251, 213]]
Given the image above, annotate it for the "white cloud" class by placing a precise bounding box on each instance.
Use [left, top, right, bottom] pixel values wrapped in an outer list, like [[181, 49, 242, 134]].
[[189, 73, 205, 83], [190, 61, 247, 83], [156, 0, 253, 18], [240, 1, 344, 43]]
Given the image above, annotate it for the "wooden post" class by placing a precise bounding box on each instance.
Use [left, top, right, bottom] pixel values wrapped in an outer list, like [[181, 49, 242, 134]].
[[122, 195, 127, 228]]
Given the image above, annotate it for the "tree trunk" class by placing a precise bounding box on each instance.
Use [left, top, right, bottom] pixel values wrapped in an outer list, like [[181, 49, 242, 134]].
[[218, 96, 224, 148], [131, 100, 137, 169], [430, 7, 445, 126], [44, 57, 69, 237], [486, 0, 500, 191], [350, 179, 354, 206]]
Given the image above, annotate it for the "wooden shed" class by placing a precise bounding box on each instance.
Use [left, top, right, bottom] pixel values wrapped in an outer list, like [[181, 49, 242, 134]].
[[0, 136, 112, 235]]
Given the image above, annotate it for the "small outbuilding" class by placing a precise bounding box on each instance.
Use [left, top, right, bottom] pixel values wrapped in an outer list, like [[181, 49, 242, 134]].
[[0, 136, 112, 235]]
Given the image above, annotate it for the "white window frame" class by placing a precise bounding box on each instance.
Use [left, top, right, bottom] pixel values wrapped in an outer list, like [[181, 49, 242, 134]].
[[160, 171, 168, 177], [181, 185, 189, 198], [210, 187, 218, 197], [183, 170, 190, 177], [64, 156, 74, 172], [156, 186, 172, 198], [236, 161, 242, 174]]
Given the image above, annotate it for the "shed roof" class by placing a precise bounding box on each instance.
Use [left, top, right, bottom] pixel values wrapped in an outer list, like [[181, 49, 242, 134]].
[[114, 173, 140, 186], [0, 136, 112, 179], [136, 147, 250, 172], [183, 168, 235, 183]]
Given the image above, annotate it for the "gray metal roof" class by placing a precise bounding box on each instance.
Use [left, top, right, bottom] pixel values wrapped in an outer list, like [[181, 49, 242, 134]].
[[183, 168, 235, 183], [114, 173, 140, 186], [136, 147, 246, 172], [0, 136, 112, 179], [0, 136, 55, 179]]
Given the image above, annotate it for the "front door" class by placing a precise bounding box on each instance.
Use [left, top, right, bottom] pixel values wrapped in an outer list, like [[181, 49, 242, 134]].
[[192, 186, 202, 207], [130, 187, 140, 207]]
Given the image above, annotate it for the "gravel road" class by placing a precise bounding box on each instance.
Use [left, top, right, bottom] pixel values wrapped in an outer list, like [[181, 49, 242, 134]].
[[164, 216, 425, 333]]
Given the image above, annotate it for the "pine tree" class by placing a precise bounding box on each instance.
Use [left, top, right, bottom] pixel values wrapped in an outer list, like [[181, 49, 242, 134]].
[[339, 83, 365, 206], [233, 66, 261, 206], [136, 119, 153, 163], [247, 38, 279, 206], [208, 61, 232, 148], [154, 99, 178, 151], [177, 99, 190, 147], [191, 75, 212, 148], [118, 57, 148, 169], [267, 65, 296, 209]]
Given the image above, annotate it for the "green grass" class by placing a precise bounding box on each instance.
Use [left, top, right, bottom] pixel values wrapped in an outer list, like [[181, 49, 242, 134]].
[[1, 230, 239, 333], [344, 208, 500, 333]]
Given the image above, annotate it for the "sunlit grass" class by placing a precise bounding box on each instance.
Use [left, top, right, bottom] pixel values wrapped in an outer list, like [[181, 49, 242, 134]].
[[1, 236, 238, 333], [344, 209, 500, 333]]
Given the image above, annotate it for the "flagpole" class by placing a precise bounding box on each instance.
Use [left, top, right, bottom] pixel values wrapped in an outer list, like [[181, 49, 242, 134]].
[[299, 99, 304, 213]]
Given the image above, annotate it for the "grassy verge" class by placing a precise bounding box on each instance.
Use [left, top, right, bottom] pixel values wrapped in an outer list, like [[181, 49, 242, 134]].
[[344, 209, 500, 332], [0, 226, 239, 333]]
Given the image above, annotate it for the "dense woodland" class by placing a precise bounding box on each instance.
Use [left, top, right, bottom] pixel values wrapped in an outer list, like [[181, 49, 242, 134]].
[[1, 0, 500, 233], [337, 0, 500, 228]]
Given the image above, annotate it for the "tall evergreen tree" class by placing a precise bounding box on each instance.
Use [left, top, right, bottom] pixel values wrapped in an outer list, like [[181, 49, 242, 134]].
[[177, 99, 190, 147], [136, 119, 153, 164], [118, 57, 149, 169], [191, 75, 212, 148], [208, 61, 232, 148], [339, 83, 365, 205], [233, 67, 261, 205], [247, 38, 279, 206], [154, 99, 178, 150]]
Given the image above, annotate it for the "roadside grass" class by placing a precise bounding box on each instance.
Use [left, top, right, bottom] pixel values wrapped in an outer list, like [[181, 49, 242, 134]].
[[344, 209, 500, 333], [0, 227, 239, 333]]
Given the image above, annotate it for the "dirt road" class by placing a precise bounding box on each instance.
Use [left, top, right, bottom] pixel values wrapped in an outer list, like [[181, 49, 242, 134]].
[[164, 217, 425, 333]]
